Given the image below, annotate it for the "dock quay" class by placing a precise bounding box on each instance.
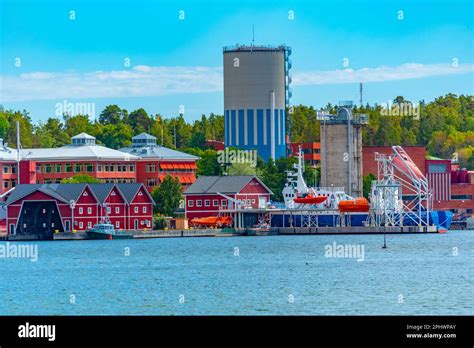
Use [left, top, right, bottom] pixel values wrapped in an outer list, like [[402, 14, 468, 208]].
[[2, 225, 441, 242]]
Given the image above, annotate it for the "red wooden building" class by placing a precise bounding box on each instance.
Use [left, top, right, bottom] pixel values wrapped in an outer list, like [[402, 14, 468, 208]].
[[4, 183, 154, 239], [184, 175, 273, 220], [0, 132, 198, 195]]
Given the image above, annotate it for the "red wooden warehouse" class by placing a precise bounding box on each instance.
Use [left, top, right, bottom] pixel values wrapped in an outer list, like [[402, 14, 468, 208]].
[[184, 175, 273, 220], [5, 183, 155, 239]]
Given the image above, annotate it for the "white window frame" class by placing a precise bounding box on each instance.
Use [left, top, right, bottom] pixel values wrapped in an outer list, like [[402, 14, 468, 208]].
[[188, 200, 194, 207]]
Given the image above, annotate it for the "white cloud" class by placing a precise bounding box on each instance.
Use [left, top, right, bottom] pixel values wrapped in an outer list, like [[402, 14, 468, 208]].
[[292, 63, 474, 86], [1, 63, 472, 102]]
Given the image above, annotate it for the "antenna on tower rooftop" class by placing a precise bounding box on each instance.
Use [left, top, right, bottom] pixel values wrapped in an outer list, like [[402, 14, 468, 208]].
[[359, 83, 363, 107], [252, 24, 255, 46]]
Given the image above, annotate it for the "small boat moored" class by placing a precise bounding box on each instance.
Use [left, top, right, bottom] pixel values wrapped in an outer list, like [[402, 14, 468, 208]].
[[86, 223, 134, 240]]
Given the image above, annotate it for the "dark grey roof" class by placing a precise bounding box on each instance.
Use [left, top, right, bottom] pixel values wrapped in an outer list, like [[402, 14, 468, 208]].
[[5, 183, 154, 206], [5, 185, 42, 205], [116, 183, 155, 205], [51, 183, 89, 202], [184, 175, 273, 195], [87, 183, 116, 204]]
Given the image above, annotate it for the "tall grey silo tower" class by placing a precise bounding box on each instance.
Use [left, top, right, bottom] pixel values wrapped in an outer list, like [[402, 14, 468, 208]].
[[223, 45, 292, 160]]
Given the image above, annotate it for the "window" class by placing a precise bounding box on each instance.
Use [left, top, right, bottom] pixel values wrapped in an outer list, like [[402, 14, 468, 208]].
[[428, 163, 447, 173], [87, 207, 92, 214], [85, 163, 94, 172], [97, 164, 103, 172], [105, 164, 110, 172], [129, 164, 135, 172], [147, 178, 157, 187], [143, 206, 147, 213], [11, 166, 16, 174], [222, 200, 227, 206], [115, 207, 120, 214], [107, 207, 111, 214], [122, 165, 127, 172], [116, 221, 120, 228], [252, 199, 256, 203], [3, 181, 8, 189], [3, 166, 8, 174], [451, 195, 473, 200], [55, 164, 62, 173], [36, 165, 42, 173], [87, 221, 92, 229], [146, 164, 156, 172], [213, 200, 219, 206], [74, 164, 82, 173], [65, 164, 73, 173], [11, 180, 16, 188], [111, 191, 116, 196], [110, 164, 115, 172], [138, 191, 143, 196], [205, 200, 210, 207], [188, 200, 194, 207], [196, 200, 202, 207], [79, 222, 83, 229], [79, 207, 83, 214], [146, 220, 151, 227], [44, 164, 52, 173], [134, 207, 139, 213]]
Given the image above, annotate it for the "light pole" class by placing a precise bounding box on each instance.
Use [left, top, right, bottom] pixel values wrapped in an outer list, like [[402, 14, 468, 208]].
[[69, 199, 76, 232]]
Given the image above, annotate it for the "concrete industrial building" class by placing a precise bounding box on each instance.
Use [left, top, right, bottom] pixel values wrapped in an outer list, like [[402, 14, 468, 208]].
[[223, 44, 291, 160], [319, 103, 367, 197]]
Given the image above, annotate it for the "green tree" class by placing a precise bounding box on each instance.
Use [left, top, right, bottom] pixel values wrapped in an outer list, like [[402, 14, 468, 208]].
[[227, 162, 257, 175], [64, 114, 94, 137], [152, 175, 182, 216], [98, 105, 128, 125], [129, 108, 152, 134], [363, 173, 376, 199], [61, 174, 100, 183]]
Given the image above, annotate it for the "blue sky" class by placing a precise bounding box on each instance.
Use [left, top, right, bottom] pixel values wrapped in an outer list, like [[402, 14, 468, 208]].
[[0, 0, 473, 122]]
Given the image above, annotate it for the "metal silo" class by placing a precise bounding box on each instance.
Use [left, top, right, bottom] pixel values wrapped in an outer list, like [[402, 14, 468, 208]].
[[223, 44, 291, 160]]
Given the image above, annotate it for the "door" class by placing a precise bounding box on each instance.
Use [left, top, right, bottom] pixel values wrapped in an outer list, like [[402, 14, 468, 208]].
[[134, 219, 138, 229], [65, 220, 71, 232]]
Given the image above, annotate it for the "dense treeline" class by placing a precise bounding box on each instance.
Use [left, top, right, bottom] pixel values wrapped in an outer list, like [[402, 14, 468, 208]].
[[0, 93, 472, 171], [0, 105, 224, 150]]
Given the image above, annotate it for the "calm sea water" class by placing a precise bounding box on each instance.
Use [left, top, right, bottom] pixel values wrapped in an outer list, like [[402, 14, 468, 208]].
[[1, 231, 473, 315]]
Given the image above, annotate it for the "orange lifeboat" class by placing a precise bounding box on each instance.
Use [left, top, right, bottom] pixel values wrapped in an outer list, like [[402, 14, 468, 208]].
[[338, 198, 370, 212], [190, 216, 233, 228], [293, 194, 327, 204]]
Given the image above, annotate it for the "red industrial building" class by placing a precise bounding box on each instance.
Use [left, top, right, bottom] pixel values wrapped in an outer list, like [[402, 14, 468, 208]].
[[184, 175, 272, 220], [0, 132, 198, 195], [363, 146, 473, 218], [4, 182, 154, 239], [289, 142, 321, 167]]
